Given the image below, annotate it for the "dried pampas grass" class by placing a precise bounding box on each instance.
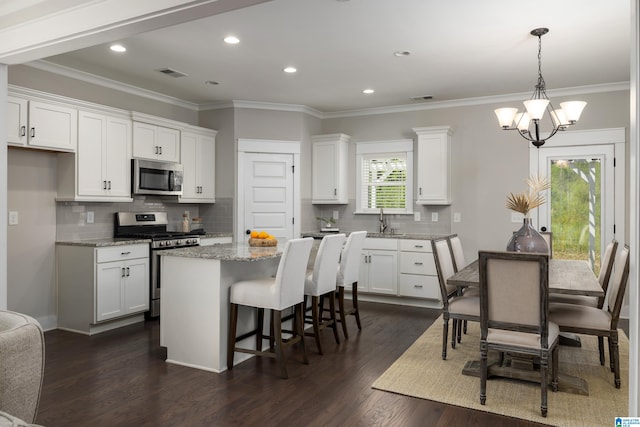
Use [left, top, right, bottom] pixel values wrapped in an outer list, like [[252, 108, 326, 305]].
[[505, 174, 551, 216]]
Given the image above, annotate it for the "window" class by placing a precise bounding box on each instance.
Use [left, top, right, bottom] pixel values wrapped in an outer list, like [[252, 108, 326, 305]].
[[356, 140, 413, 214]]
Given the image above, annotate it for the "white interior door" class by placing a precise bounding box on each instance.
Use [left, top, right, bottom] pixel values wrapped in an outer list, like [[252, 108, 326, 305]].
[[240, 152, 294, 241], [536, 144, 615, 270]]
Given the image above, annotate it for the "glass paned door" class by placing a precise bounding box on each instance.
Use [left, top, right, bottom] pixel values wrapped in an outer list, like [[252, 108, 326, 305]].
[[537, 145, 614, 273]]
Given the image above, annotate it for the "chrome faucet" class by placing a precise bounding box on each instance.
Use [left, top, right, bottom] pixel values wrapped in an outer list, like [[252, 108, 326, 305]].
[[379, 208, 388, 234]]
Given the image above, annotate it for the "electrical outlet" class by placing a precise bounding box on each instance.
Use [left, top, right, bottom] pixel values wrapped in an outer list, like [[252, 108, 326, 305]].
[[511, 212, 524, 223], [414, 212, 421, 222], [86, 211, 94, 223], [8, 211, 18, 225], [431, 212, 439, 222], [333, 210, 339, 220], [453, 212, 461, 223]]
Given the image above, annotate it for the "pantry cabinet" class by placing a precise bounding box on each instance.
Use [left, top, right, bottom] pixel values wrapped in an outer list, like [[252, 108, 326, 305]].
[[413, 126, 454, 205], [180, 127, 217, 203], [57, 243, 149, 335], [7, 95, 77, 152], [311, 133, 350, 204]]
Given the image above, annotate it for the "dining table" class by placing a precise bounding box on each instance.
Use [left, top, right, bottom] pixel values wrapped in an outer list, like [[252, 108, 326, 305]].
[[447, 257, 603, 396]]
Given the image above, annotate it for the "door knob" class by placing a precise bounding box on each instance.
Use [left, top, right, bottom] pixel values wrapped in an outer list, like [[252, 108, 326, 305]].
[[541, 226, 548, 232], [246, 229, 251, 235]]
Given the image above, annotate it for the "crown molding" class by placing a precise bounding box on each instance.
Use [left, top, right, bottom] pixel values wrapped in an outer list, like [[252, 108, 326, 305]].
[[26, 60, 200, 111], [24, 60, 629, 119]]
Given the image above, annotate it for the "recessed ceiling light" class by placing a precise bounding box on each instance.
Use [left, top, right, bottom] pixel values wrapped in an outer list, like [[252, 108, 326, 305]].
[[224, 36, 240, 44], [394, 50, 411, 57], [363, 89, 375, 94], [109, 44, 126, 53], [205, 80, 219, 85], [283, 67, 297, 73]]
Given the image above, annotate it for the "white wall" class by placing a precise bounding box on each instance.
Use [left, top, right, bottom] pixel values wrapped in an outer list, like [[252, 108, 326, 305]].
[[0, 64, 7, 310]]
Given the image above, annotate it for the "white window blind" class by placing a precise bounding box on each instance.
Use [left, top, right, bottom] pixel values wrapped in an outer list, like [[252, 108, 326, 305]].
[[356, 139, 413, 214]]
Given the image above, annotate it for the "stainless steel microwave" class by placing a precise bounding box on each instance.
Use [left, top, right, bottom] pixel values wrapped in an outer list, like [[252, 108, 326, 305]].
[[132, 159, 183, 196]]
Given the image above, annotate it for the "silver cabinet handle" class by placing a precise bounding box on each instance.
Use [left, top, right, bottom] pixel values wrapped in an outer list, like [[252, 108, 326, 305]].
[[414, 245, 423, 248], [126, 267, 130, 277], [155, 146, 159, 154], [30, 127, 36, 138], [159, 146, 163, 155], [121, 267, 126, 277], [20, 126, 26, 136], [103, 180, 107, 190], [121, 251, 131, 256], [414, 262, 423, 265], [419, 187, 422, 195], [414, 285, 423, 289], [107, 180, 112, 190], [334, 188, 337, 196]]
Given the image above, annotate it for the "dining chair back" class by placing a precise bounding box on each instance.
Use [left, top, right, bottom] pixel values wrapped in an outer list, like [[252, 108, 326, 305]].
[[540, 231, 553, 258], [478, 250, 558, 417], [548, 244, 630, 388], [335, 231, 367, 338], [449, 234, 466, 272], [431, 237, 479, 360], [304, 233, 346, 354], [228, 237, 314, 378]]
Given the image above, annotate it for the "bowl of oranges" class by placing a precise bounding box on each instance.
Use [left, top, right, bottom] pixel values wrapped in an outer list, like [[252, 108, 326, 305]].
[[248, 230, 278, 247]]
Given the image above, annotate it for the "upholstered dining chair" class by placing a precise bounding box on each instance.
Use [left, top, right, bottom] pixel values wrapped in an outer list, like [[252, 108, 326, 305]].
[[304, 233, 346, 354], [227, 237, 314, 378], [549, 239, 618, 309], [540, 231, 553, 258], [335, 231, 367, 339], [478, 251, 559, 418], [448, 234, 475, 338], [549, 244, 630, 388], [431, 236, 479, 360], [0, 310, 45, 424]]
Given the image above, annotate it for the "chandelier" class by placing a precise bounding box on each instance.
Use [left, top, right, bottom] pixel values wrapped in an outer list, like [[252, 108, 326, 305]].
[[494, 28, 586, 148]]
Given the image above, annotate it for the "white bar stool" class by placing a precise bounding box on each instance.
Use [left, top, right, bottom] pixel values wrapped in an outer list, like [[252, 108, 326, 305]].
[[335, 231, 367, 339]]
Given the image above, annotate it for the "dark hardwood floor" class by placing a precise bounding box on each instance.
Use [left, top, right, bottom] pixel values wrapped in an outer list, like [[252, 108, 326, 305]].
[[37, 302, 628, 427]]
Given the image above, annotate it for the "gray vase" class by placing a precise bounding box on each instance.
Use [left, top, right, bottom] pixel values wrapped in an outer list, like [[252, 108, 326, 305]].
[[506, 217, 549, 254]]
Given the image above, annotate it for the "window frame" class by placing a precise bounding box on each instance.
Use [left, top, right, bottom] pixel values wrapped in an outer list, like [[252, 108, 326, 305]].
[[355, 139, 414, 214]]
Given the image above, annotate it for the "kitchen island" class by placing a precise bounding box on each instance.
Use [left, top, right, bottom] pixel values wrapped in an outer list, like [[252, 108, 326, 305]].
[[159, 243, 282, 372]]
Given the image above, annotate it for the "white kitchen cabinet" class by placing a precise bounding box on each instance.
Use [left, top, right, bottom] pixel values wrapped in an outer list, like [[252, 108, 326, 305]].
[[398, 239, 441, 300], [7, 95, 77, 151], [58, 110, 132, 201], [133, 121, 180, 162], [358, 238, 397, 295], [311, 133, 350, 204], [57, 243, 149, 335], [180, 127, 217, 203], [413, 126, 454, 205]]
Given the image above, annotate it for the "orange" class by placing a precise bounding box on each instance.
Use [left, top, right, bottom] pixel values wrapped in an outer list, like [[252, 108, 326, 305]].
[[258, 231, 268, 239], [250, 230, 259, 238]]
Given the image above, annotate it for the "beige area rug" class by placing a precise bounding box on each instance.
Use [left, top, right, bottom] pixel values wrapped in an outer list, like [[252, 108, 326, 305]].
[[372, 317, 628, 426]]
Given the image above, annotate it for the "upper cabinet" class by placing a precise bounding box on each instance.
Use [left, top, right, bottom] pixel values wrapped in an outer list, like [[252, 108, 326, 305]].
[[7, 95, 77, 152], [413, 126, 454, 205], [57, 109, 133, 202], [132, 121, 180, 163], [311, 133, 350, 204], [179, 126, 217, 203]]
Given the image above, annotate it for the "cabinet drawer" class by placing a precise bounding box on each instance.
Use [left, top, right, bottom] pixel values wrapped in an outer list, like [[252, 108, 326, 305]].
[[96, 244, 148, 263], [400, 251, 436, 275], [363, 238, 398, 251], [399, 239, 431, 252], [399, 274, 440, 299]]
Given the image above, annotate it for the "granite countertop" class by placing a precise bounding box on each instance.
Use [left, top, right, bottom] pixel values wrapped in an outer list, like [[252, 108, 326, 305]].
[[301, 231, 451, 240], [56, 238, 152, 247], [201, 232, 233, 239], [159, 242, 282, 262]]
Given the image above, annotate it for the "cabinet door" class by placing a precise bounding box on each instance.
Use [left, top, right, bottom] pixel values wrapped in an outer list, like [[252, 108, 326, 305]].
[[123, 259, 149, 314], [312, 141, 339, 202], [180, 132, 199, 199], [104, 117, 132, 197], [132, 122, 158, 159], [415, 127, 452, 205], [77, 111, 106, 196], [96, 262, 125, 322], [7, 96, 27, 146], [28, 100, 77, 151], [157, 126, 180, 162], [198, 134, 216, 200], [367, 250, 397, 294]]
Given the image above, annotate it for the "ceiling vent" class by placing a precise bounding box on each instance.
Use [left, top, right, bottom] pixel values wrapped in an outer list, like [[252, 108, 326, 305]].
[[410, 95, 433, 101], [156, 68, 188, 78]]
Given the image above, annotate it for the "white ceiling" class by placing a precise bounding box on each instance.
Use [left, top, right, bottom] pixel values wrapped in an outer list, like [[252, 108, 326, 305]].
[[27, 0, 632, 113]]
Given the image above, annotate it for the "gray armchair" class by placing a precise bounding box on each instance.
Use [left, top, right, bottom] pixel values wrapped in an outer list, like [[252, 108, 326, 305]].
[[0, 310, 45, 424]]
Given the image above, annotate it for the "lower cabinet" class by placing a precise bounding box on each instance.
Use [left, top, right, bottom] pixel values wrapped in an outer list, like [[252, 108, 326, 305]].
[[57, 243, 149, 335], [357, 237, 441, 302], [199, 236, 232, 246]]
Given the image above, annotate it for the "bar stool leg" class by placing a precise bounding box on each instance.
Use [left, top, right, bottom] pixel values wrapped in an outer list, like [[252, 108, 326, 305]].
[[227, 302, 238, 370], [311, 295, 323, 354], [296, 302, 309, 364], [256, 308, 264, 351], [352, 281, 362, 330], [338, 287, 349, 339], [272, 309, 288, 378], [328, 290, 340, 344]]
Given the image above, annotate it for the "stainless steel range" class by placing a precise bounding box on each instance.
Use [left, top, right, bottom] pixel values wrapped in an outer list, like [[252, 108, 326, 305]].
[[114, 212, 201, 318]]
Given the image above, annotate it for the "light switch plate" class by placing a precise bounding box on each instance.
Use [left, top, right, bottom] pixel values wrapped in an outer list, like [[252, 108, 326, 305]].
[[453, 212, 461, 223], [333, 210, 339, 220], [8, 211, 18, 225], [414, 212, 421, 222], [431, 212, 439, 222], [86, 211, 94, 223]]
